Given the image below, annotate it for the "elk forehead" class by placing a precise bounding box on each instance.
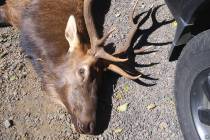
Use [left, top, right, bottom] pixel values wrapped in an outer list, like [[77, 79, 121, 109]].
[[64, 55, 97, 81]]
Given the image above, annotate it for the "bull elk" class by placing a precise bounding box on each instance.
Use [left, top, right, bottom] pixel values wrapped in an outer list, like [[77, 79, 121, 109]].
[[0, 0, 146, 134]]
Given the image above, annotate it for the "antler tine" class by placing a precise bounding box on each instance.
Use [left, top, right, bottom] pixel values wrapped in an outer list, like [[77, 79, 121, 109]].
[[98, 28, 116, 46], [84, 0, 126, 62], [96, 49, 128, 62], [130, 0, 139, 23], [113, 0, 140, 55], [107, 64, 141, 80], [84, 0, 115, 46]]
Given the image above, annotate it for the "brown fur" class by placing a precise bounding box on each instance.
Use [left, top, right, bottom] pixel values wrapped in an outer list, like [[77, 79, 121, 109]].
[[22, 0, 89, 58], [0, 0, 31, 27], [1, 0, 89, 54], [0, 0, 99, 134]]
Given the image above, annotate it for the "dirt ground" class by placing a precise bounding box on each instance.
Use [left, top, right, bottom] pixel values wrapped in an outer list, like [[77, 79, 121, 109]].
[[0, 0, 183, 139]]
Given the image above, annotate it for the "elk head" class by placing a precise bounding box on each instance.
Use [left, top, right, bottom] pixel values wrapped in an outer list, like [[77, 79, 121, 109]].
[[46, 0, 144, 134]]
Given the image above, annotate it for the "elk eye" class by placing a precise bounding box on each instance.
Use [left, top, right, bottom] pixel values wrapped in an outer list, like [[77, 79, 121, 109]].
[[77, 66, 89, 81]]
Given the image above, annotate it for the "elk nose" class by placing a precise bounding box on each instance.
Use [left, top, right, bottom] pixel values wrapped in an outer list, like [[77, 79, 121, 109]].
[[78, 121, 95, 134]]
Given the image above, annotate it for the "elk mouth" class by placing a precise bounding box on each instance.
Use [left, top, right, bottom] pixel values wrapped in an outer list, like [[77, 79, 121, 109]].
[[70, 115, 95, 134]]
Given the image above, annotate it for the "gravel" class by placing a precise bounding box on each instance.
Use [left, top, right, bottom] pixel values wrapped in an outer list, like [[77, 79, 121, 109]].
[[0, 0, 184, 139]]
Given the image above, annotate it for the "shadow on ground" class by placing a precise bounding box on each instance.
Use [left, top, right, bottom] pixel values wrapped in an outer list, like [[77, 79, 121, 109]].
[[93, 3, 174, 135]]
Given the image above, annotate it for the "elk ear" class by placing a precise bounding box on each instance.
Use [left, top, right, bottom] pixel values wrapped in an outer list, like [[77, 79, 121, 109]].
[[65, 15, 80, 52]]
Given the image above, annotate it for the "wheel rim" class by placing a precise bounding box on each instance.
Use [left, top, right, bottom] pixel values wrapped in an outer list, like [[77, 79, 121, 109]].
[[191, 68, 210, 140]]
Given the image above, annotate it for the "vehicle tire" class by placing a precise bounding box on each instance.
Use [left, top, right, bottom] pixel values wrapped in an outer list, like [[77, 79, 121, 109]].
[[175, 29, 210, 140]]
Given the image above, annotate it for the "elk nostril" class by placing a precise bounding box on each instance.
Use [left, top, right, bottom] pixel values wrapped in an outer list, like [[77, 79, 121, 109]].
[[77, 120, 95, 134], [77, 121, 87, 133], [77, 120, 82, 131]]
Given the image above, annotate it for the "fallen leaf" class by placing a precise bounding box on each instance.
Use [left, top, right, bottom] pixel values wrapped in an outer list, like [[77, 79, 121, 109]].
[[123, 84, 129, 93], [114, 92, 123, 100], [146, 104, 157, 110], [113, 128, 123, 133], [172, 21, 177, 28], [117, 103, 129, 112], [9, 75, 17, 81]]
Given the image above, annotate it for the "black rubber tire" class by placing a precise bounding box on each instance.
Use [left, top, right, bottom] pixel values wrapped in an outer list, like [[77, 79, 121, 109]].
[[175, 29, 210, 140]]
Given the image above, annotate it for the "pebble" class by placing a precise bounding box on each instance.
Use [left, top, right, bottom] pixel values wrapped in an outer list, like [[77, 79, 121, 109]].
[[0, 77, 3, 85], [10, 62, 18, 71], [115, 13, 121, 17], [0, 52, 8, 58], [159, 122, 168, 130], [59, 114, 65, 119], [141, 3, 146, 9], [4, 42, 11, 47], [4, 119, 13, 128]]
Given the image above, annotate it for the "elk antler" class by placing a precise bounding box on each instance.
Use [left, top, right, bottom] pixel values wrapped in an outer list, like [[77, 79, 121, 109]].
[[84, 0, 142, 79], [84, 0, 127, 62]]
